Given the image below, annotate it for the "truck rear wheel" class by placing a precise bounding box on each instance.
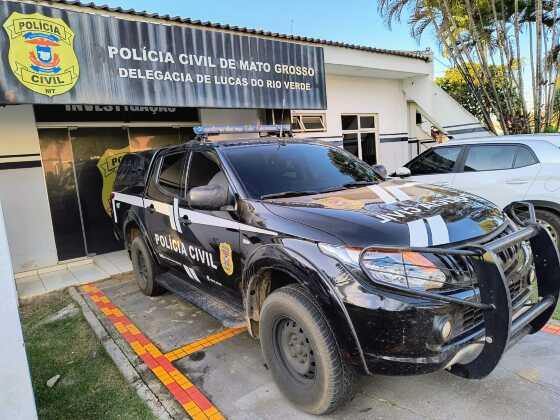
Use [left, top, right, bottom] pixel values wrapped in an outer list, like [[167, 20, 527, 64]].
[[259, 285, 353, 415], [130, 236, 163, 296]]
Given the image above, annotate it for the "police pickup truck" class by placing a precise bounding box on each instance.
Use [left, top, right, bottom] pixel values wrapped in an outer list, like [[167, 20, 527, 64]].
[[111, 128, 559, 415]]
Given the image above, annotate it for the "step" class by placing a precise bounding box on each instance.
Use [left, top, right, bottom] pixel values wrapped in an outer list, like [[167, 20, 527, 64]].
[[157, 271, 246, 328]]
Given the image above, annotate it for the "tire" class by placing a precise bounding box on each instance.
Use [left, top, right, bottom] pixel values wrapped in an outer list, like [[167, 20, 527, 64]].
[[259, 285, 354, 415], [535, 209, 560, 248], [130, 236, 163, 296]]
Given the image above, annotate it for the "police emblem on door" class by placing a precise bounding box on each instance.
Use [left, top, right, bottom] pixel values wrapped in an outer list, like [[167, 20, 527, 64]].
[[219, 243, 234, 276], [3, 12, 80, 96]]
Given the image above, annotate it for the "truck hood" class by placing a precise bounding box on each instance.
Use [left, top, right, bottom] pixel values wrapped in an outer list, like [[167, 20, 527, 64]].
[[263, 180, 505, 248]]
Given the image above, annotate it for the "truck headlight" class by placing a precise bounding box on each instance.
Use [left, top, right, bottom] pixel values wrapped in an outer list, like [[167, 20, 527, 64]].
[[318, 243, 447, 290]]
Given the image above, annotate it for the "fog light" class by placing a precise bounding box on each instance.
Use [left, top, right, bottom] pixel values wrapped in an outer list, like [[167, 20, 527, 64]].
[[442, 320, 452, 341], [437, 318, 453, 342]]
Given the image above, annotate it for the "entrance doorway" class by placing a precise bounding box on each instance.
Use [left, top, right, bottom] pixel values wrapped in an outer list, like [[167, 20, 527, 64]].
[[39, 125, 195, 261]]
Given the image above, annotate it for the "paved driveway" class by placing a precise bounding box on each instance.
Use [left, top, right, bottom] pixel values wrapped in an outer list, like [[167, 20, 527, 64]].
[[81, 274, 560, 420]]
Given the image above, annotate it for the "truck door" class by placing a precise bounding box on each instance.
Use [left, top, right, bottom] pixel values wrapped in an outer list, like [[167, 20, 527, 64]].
[[179, 149, 242, 296], [144, 149, 190, 270]]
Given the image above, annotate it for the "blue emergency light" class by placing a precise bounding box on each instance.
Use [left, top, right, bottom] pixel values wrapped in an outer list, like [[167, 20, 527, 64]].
[[193, 124, 292, 136]]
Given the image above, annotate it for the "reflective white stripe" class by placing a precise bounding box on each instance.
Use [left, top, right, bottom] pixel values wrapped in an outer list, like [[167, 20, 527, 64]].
[[408, 219, 429, 247], [150, 201, 176, 231], [116, 193, 278, 236], [368, 185, 397, 204], [159, 253, 181, 265], [183, 265, 201, 283], [112, 199, 118, 223], [426, 215, 449, 245], [385, 186, 411, 201], [113, 192, 144, 207], [173, 198, 182, 234], [178, 207, 277, 236]]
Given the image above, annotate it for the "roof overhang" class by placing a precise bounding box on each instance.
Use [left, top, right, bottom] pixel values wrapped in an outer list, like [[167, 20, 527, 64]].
[[324, 45, 433, 79]]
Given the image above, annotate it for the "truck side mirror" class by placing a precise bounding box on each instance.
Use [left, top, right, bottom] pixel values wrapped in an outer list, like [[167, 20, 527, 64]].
[[395, 167, 412, 178], [371, 164, 387, 179], [187, 185, 234, 211]]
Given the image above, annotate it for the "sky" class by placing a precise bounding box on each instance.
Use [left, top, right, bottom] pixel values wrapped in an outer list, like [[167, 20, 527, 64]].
[[91, 0, 448, 76]]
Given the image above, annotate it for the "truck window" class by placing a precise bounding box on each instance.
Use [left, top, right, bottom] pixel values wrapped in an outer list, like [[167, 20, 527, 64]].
[[223, 143, 379, 199], [157, 151, 187, 196], [114, 153, 153, 190], [187, 151, 225, 190]]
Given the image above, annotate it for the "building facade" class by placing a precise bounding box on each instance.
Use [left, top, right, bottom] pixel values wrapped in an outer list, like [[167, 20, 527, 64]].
[[0, 0, 489, 274]]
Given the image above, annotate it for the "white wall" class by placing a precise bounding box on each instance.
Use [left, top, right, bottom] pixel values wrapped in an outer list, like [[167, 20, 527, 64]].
[[0, 105, 58, 272], [402, 77, 491, 139], [0, 202, 38, 420], [294, 74, 410, 171]]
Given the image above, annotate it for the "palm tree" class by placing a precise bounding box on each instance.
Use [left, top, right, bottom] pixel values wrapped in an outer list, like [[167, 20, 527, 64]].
[[378, 0, 560, 134]]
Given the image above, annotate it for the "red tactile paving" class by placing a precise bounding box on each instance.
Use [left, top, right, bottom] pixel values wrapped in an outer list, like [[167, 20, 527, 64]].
[[81, 284, 225, 420], [542, 324, 560, 336]]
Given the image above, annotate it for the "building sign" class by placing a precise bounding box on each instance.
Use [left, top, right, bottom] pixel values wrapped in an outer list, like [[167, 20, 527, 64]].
[[0, 2, 326, 109], [34, 104, 199, 123], [3, 11, 79, 96]]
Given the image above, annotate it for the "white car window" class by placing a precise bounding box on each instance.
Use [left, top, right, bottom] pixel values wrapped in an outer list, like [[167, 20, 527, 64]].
[[464, 145, 516, 172], [514, 147, 539, 168], [407, 147, 462, 175]]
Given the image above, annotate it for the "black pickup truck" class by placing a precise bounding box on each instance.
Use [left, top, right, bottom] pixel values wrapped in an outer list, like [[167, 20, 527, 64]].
[[111, 137, 560, 415]]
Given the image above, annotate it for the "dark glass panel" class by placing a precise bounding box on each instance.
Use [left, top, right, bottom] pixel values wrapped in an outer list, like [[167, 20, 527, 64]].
[[71, 127, 129, 254], [38, 128, 86, 260], [360, 132, 377, 164], [342, 133, 359, 157], [341, 115, 358, 131]]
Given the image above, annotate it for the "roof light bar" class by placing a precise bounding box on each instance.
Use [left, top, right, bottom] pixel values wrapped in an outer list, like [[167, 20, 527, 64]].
[[193, 124, 292, 136]]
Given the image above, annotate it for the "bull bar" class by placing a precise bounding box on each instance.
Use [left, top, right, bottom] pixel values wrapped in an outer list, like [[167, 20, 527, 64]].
[[358, 202, 560, 379]]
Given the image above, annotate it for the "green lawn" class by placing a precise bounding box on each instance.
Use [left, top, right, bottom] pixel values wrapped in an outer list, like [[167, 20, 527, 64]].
[[20, 290, 155, 420], [554, 301, 560, 321]]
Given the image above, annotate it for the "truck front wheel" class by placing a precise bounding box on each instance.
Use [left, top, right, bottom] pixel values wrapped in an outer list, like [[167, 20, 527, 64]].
[[259, 285, 353, 415], [130, 236, 163, 296]]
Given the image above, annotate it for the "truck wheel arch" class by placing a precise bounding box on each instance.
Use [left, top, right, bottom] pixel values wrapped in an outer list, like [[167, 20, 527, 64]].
[[242, 244, 370, 374], [123, 215, 156, 259]]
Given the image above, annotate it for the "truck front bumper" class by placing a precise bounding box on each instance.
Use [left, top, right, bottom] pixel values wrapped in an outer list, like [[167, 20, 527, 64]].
[[347, 210, 560, 377]]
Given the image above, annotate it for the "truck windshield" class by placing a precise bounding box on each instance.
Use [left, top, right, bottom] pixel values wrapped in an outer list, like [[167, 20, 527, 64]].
[[223, 143, 380, 199]]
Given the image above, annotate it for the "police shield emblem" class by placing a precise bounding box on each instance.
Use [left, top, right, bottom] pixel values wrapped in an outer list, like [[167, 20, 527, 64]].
[[219, 243, 234, 276], [3, 12, 80, 97]]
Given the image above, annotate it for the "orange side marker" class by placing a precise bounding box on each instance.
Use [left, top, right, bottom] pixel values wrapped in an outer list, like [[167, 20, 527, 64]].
[[165, 327, 247, 362], [81, 284, 225, 420]]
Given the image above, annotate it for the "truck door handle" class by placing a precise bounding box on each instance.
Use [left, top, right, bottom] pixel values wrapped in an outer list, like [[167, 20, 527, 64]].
[[148, 204, 155, 213], [180, 215, 191, 225], [505, 179, 529, 185], [433, 181, 449, 186]]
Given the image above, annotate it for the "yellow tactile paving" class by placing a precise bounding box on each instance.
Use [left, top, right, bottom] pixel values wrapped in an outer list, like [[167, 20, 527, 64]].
[[165, 327, 247, 362], [80, 284, 224, 420]]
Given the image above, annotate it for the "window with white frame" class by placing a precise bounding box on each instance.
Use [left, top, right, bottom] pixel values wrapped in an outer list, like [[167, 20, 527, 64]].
[[340, 114, 379, 165], [291, 113, 326, 132]]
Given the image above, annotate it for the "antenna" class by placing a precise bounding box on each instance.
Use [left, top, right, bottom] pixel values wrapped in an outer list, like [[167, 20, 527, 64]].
[[278, 17, 294, 139]]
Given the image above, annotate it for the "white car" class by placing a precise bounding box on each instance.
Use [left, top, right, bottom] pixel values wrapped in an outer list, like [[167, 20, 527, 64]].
[[397, 134, 560, 246]]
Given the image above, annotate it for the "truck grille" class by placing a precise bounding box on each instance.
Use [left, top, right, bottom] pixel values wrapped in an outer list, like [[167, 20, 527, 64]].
[[456, 223, 533, 336]]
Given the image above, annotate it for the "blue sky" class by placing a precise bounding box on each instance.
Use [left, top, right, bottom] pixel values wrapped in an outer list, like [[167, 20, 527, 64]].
[[92, 0, 448, 76]]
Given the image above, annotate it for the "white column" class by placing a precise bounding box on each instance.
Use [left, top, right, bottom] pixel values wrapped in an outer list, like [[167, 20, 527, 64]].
[[0, 201, 38, 420]]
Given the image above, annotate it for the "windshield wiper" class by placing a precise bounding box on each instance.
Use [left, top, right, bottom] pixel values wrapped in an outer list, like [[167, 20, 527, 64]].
[[260, 190, 320, 200], [342, 181, 377, 188]]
